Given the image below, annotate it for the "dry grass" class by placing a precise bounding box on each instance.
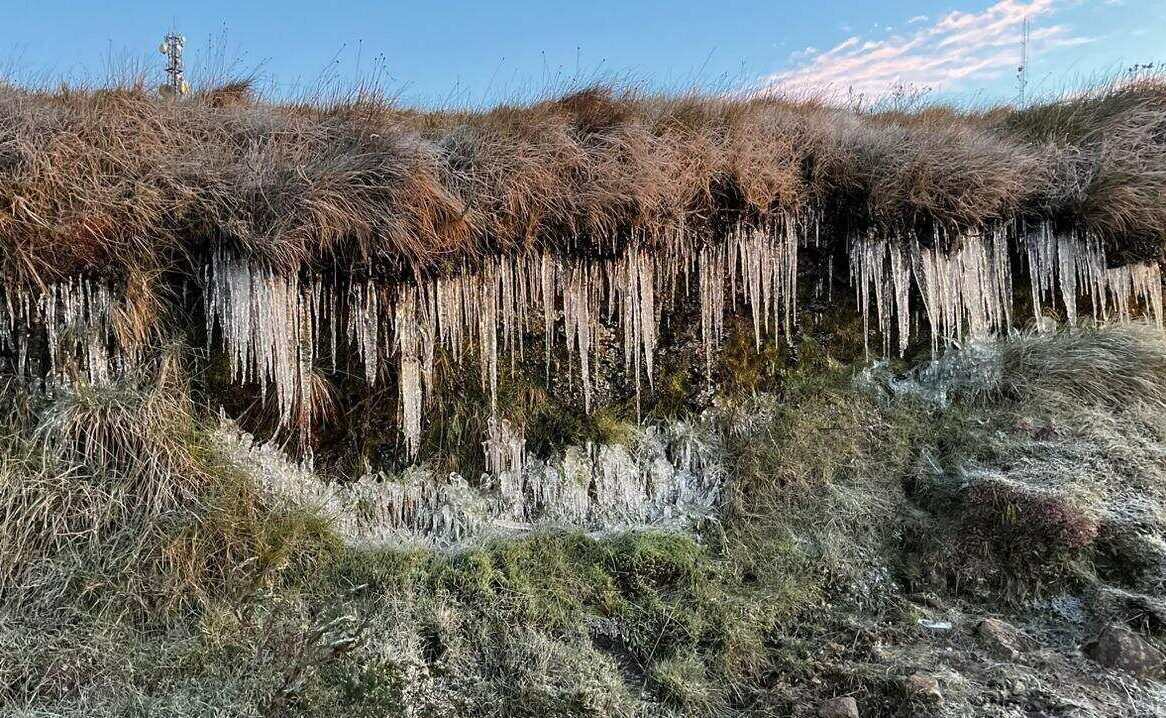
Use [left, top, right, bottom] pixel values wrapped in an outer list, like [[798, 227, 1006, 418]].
[[0, 351, 327, 618], [1, 76, 1164, 285]]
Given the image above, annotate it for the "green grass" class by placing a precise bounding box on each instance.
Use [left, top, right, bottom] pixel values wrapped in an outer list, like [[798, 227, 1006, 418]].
[[4, 325, 1166, 715]]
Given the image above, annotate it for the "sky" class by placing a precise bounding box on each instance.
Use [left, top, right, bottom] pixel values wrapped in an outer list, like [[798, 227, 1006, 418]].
[[0, 0, 1161, 107]]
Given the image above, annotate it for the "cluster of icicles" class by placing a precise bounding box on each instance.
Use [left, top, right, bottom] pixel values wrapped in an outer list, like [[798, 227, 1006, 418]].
[[205, 220, 803, 459], [849, 224, 1164, 355], [0, 276, 129, 386], [2, 217, 1163, 472]]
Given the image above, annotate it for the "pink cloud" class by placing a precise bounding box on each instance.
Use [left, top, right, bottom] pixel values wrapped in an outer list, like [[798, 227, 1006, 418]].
[[756, 0, 1093, 99]]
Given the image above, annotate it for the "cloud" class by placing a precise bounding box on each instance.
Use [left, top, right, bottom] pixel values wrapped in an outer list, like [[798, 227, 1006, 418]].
[[756, 0, 1093, 99]]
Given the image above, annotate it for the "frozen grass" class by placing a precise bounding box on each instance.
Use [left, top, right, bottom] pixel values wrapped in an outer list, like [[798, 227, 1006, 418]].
[[3, 325, 1166, 715], [0, 353, 334, 621]]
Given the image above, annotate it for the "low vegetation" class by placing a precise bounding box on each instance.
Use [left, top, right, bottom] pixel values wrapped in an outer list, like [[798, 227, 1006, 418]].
[[2, 324, 1165, 716]]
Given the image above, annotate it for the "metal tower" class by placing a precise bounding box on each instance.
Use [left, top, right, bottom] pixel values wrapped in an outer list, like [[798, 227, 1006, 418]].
[[159, 32, 189, 98], [1017, 17, 1030, 106]]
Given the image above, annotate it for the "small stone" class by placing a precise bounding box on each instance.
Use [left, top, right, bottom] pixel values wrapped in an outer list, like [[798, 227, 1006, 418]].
[[1086, 624, 1165, 677], [903, 672, 942, 703], [818, 696, 860, 718], [977, 617, 1023, 660]]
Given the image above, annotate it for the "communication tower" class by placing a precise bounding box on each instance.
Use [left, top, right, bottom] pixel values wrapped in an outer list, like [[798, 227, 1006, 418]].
[[159, 32, 190, 98]]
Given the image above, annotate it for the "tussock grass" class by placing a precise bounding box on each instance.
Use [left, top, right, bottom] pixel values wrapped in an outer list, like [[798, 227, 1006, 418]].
[[0, 353, 330, 619], [1, 76, 1164, 285], [998, 324, 1166, 410]]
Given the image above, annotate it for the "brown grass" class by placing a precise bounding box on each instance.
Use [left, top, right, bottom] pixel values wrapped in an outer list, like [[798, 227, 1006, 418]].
[[0, 76, 1164, 285]]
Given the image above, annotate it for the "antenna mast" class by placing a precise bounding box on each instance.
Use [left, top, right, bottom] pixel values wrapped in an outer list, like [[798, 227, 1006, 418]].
[[1017, 17, 1030, 106], [158, 31, 189, 99]]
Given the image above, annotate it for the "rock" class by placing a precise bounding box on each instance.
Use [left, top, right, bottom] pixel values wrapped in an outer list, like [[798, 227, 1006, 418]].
[[977, 617, 1023, 659], [818, 696, 860, 718], [903, 672, 942, 703], [1096, 586, 1166, 626], [1086, 624, 1165, 676]]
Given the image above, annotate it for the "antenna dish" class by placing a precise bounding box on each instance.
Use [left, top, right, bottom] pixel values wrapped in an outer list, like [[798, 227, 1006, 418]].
[[158, 31, 190, 99]]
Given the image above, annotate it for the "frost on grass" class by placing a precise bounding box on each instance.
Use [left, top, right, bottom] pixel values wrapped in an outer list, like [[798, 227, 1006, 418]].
[[223, 408, 725, 547]]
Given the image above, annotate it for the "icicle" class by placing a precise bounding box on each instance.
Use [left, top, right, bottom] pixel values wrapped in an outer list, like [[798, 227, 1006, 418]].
[[1097, 261, 1165, 328], [0, 275, 125, 386], [207, 248, 318, 431], [477, 261, 500, 412], [698, 243, 725, 379], [484, 415, 526, 477], [1023, 222, 1111, 328], [853, 226, 1012, 353], [348, 279, 380, 384], [202, 216, 1164, 471], [541, 254, 555, 377], [889, 239, 912, 355], [396, 288, 423, 459], [562, 263, 594, 412], [614, 247, 658, 417]]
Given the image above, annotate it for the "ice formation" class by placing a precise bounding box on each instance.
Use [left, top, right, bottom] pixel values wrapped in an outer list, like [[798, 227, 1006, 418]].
[[199, 221, 811, 459], [0, 276, 127, 385], [3, 216, 1163, 472], [1023, 224, 1164, 328], [848, 221, 1163, 356], [485, 416, 526, 477], [849, 226, 1013, 354], [226, 411, 725, 547], [205, 249, 319, 429]]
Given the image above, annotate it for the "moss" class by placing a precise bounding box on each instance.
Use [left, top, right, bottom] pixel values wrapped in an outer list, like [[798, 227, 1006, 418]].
[[589, 408, 637, 446], [716, 319, 789, 396], [291, 529, 791, 710], [11, 326, 1166, 715]]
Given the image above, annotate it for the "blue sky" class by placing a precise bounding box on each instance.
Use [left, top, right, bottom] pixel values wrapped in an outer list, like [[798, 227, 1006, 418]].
[[0, 0, 1161, 107]]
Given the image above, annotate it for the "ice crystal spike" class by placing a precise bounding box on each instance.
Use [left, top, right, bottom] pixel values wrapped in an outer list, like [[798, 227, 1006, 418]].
[[10, 214, 1155, 472]]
